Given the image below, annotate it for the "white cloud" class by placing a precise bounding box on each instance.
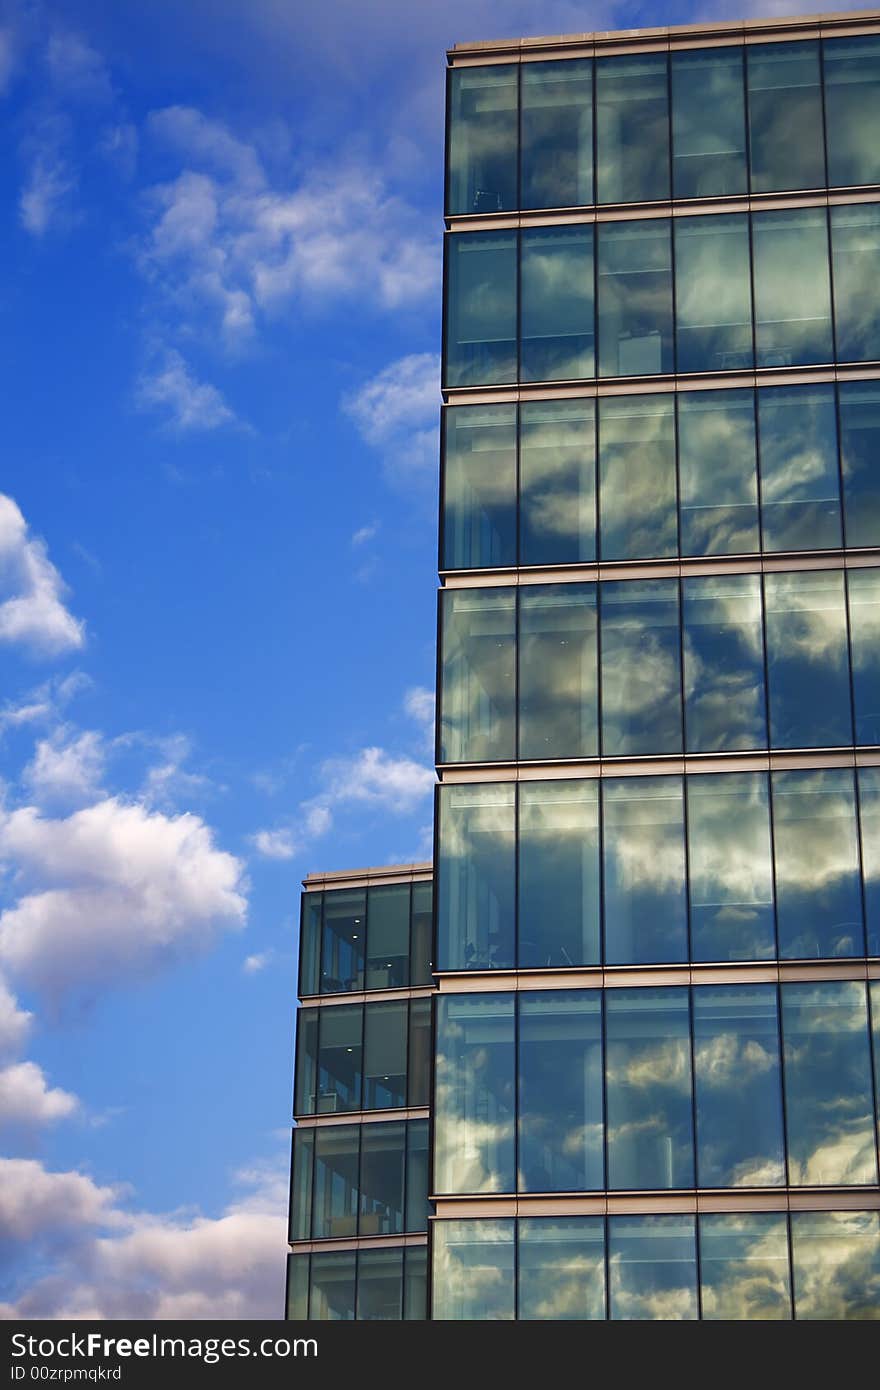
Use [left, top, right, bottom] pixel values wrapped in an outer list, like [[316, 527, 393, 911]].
[[136, 348, 237, 433], [0, 798, 247, 1002], [250, 828, 295, 861], [0, 1061, 78, 1130], [0, 1157, 123, 1245], [351, 523, 378, 547], [0, 978, 31, 1060], [0, 495, 85, 656], [319, 746, 434, 813], [0, 675, 90, 740], [46, 30, 114, 103], [242, 952, 272, 975], [344, 352, 439, 484], [24, 729, 106, 807]]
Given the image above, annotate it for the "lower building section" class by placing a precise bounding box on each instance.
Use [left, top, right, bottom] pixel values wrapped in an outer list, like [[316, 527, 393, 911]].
[[286, 1243, 428, 1321]]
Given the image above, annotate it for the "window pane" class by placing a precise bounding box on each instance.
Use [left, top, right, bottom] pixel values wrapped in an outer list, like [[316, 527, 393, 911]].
[[294, 1007, 318, 1116], [299, 892, 321, 997], [599, 394, 677, 560], [521, 59, 593, 209], [407, 997, 432, 1108], [683, 574, 767, 753], [791, 1210, 880, 1319], [289, 1127, 314, 1242], [677, 389, 759, 557], [320, 889, 365, 994], [781, 981, 878, 1186], [848, 567, 880, 745], [764, 570, 852, 750], [597, 220, 674, 377], [317, 1004, 363, 1113], [403, 1247, 428, 1320], [520, 226, 594, 381], [518, 1218, 606, 1320], [772, 769, 864, 960], [366, 884, 409, 990], [431, 1219, 515, 1320], [757, 384, 841, 552], [603, 777, 688, 965], [752, 209, 833, 367], [840, 380, 880, 548], [699, 1213, 791, 1320], [605, 987, 694, 1189], [363, 1000, 407, 1110], [747, 41, 825, 192], [608, 1215, 698, 1320], [693, 984, 784, 1188], [359, 1121, 405, 1237], [434, 994, 515, 1194], [405, 1119, 430, 1231], [447, 66, 518, 215], [518, 583, 597, 759], [286, 1254, 309, 1320], [444, 232, 517, 388], [600, 581, 682, 756], [858, 766, 880, 957], [596, 53, 670, 204], [309, 1250, 356, 1321], [410, 881, 432, 987], [671, 47, 747, 199], [518, 991, 603, 1192], [687, 772, 775, 962], [356, 1247, 403, 1321], [441, 405, 517, 571], [439, 587, 515, 764], [518, 779, 600, 969], [674, 215, 753, 373], [313, 1124, 359, 1239], [824, 36, 880, 187], [436, 783, 515, 972], [520, 398, 596, 565], [831, 202, 880, 363]]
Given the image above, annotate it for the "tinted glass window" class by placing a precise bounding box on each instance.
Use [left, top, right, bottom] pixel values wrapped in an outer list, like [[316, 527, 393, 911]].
[[407, 997, 432, 1108], [840, 380, 880, 548], [752, 209, 833, 367], [608, 1215, 698, 1320], [363, 1000, 407, 1110], [403, 1247, 428, 1320], [410, 881, 432, 987], [671, 47, 747, 198], [764, 570, 852, 750], [441, 405, 516, 571], [596, 53, 670, 204], [447, 65, 518, 215], [597, 219, 674, 377], [520, 226, 594, 381], [682, 573, 766, 753], [405, 1119, 430, 1231], [858, 766, 880, 957], [286, 1254, 309, 1320], [677, 389, 759, 557], [520, 398, 596, 565], [521, 60, 593, 209], [772, 769, 864, 960], [321, 888, 365, 994], [600, 580, 682, 756], [518, 991, 603, 1192], [439, 587, 515, 764], [359, 1121, 405, 1237], [518, 779, 600, 969], [299, 892, 321, 997], [699, 1213, 791, 1320], [309, 1250, 356, 1321], [747, 41, 825, 192], [366, 884, 409, 991], [757, 384, 841, 552], [444, 232, 517, 387], [518, 583, 597, 759], [356, 1247, 403, 1321], [603, 777, 688, 966], [599, 393, 677, 560], [824, 36, 880, 187], [313, 1124, 359, 1239], [434, 994, 515, 1195], [831, 202, 880, 363], [848, 567, 880, 746], [317, 1004, 363, 1113], [289, 1127, 315, 1241], [431, 1220, 515, 1320], [436, 783, 515, 972], [294, 1008, 318, 1117], [518, 1218, 605, 1320], [790, 1210, 880, 1319], [674, 214, 753, 373], [687, 772, 775, 962]]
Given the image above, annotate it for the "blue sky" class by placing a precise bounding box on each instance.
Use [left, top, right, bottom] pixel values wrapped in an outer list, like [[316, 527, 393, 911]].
[[0, 0, 840, 1320]]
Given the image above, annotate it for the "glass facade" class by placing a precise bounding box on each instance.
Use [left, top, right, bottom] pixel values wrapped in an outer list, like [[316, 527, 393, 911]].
[[294, 995, 432, 1117], [289, 1118, 430, 1241], [299, 882, 432, 996], [287, 1245, 428, 1321]]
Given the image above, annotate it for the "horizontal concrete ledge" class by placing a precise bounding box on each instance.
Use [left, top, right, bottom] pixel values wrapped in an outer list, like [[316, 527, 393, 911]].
[[435, 960, 880, 994], [438, 748, 880, 784], [441, 550, 880, 590], [303, 862, 432, 891], [430, 1189, 880, 1219], [298, 985, 436, 1009], [293, 1107, 430, 1129], [288, 1234, 428, 1255]]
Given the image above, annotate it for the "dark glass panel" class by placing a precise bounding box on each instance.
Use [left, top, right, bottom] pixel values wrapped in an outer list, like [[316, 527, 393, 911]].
[[671, 47, 747, 198], [747, 41, 825, 192], [772, 769, 864, 960], [858, 767, 880, 957], [752, 209, 833, 367], [596, 53, 671, 204], [687, 772, 775, 962], [320, 888, 365, 994], [518, 583, 598, 759], [316, 1003, 363, 1113], [441, 405, 516, 571], [781, 981, 878, 1186], [436, 783, 515, 972], [682, 574, 767, 753], [309, 1250, 356, 1321], [299, 892, 321, 997], [289, 1127, 315, 1241], [598, 394, 677, 560], [674, 215, 753, 373], [518, 1218, 606, 1320], [444, 232, 517, 388], [439, 587, 515, 764], [407, 996, 432, 1108], [356, 1247, 403, 1322], [434, 993, 515, 1194], [757, 384, 841, 552], [294, 1007, 318, 1117], [363, 1000, 407, 1110], [365, 884, 409, 990], [824, 36, 880, 187], [410, 880, 433, 987], [518, 990, 603, 1193], [699, 1213, 791, 1320], [313, 1124, 359, 1239], [518, 779, 600, 969], [605, 987, 694, 1189], [447, 65, 518, 215], [520, 226, 594, 381], [831, 202, 880, 363], [840, 381, 880, 548], [693, 984, 785, 1188], [764, 570, 852, 750], [677, 388, 759, 557], [286, 1254, 309, 1320], [603, 776, 688, 966], [359, 1121, 405, 1237], [597, 219, 674, 377], [403, 1246, 428, 1320], [405, 1119, 430, 1231], [791, 1210, 880, 1319], [431, 1219, 515, 1320], [849, 567, 880, 745], [520, 398, 596, 565], [521, 59, 593, 209], [608, 1215, 698, 1320], [600, 581, 682, 757]]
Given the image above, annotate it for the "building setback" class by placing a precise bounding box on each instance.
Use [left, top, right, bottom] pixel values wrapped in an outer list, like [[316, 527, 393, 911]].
[[288, 9, 880, 1319]]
